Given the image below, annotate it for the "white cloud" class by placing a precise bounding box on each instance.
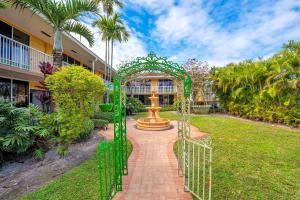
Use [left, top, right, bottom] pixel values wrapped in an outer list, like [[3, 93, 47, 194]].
[[151, 0, 300, 66]]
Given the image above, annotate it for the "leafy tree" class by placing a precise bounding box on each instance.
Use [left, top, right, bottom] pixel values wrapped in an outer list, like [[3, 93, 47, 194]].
[[183, 59, 211, 103], [45, 66, 105, 143], [13, 0, 99, 67], [211, 40, 300, 127]]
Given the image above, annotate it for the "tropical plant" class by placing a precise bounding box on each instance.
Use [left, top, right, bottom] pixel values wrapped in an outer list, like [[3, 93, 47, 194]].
[[211, 40, 300, 127], [0, 0, 10, 9], [36, 62, 57, 112], [93, 12, 129, 102], [126, 96, 145, 115], [13, 0, 99, 67], [0, 102, 51, 165], [94, 0, 123, 83]]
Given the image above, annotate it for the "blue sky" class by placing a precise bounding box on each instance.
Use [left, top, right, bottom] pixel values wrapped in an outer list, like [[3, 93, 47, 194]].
[[81, 0, 300, 68]]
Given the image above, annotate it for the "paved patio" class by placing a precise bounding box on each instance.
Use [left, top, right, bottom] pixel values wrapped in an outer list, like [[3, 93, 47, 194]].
[[99, 118, 206, 200]]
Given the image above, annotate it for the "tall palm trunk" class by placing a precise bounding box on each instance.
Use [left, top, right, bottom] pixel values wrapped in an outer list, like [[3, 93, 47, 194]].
[[110, 40, 114, 82], [53, 30, 63, 67], [106, 40, 110, 103]]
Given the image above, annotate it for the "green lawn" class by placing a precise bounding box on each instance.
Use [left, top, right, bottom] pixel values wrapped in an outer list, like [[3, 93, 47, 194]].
[[149, 112, 299, 199], [21, 142, 132, 200]]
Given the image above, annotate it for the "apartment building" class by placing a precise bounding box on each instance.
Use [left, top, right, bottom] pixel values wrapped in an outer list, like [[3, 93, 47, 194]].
[[0, 7, 113, 107], [125, 73, 176, 106]]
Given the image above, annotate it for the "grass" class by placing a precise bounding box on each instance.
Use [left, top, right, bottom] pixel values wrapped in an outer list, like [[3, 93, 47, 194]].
[[136, 112, 300, 199], [21, 141, 133, 200]]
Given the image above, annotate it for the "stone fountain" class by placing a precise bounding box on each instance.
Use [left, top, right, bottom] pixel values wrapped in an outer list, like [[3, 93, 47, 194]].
[[136, 90, 171, 131]]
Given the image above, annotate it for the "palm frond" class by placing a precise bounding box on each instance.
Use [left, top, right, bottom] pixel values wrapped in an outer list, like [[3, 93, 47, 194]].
[[63, 21, 95, 46]]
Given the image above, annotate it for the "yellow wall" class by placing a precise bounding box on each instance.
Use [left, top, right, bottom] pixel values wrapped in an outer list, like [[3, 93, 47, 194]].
[[30, 36, 46, 52]]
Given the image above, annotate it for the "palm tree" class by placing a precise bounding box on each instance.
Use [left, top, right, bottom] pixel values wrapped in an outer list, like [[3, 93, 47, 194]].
[[0, 0, 10, 9], [93, 13, 129, 102], [108, 13, 129, 81], [13, 0, 99, 67], [95, 0, 123, 83]]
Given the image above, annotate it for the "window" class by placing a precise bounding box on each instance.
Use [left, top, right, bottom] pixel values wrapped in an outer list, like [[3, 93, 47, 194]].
[[0, 78, 11, 102], [74, 59, 80, 66], [0, 20, 12, 38], [12, 80, 29, 107], [159, 95, 174, 105], [68, 56, 74, 65], [159, 79, 173, 87], [63, 54, 68, 62], [13, 29, 29, 45]]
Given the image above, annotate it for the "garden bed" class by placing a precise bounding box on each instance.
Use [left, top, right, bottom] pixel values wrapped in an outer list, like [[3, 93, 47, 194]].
[[0, 130, 102, 200]]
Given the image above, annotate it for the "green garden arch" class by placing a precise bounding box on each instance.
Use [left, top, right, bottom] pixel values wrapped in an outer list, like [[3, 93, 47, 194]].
[[113, 52, 192, 183], [98, 53, 211, 200]]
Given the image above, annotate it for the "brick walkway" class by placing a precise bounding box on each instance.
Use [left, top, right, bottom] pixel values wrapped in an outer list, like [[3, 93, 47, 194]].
[[99, 118, 206, 200]]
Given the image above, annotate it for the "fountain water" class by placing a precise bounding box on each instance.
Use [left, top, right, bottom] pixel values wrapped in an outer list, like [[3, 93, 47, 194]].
[[136, 90, 171, 130]]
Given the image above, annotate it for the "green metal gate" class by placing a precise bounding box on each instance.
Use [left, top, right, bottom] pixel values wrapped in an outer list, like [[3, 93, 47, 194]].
[[98, 52, 212, 200]]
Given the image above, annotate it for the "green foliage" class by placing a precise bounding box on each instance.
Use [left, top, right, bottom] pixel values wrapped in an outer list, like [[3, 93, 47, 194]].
[[211, 41, 300, 127], [79, 120, 95, 139], [99, 103, 113, 112], [56, 145, 69, 157], [45, 66, 105, 143], [0, 102, 50, 165], [126, 96, 145, 115], [94, 112, 114, 123], [45, 66, 104, 118], [0, 102, 33, 154], [33, 148, 45, 160], [92, 119, 109, 129]]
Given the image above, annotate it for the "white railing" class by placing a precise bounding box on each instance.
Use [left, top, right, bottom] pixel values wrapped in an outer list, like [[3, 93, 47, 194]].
[[125, 86, 177, 94], [156, 86, 177, 94], [0, 34, 53, 73]]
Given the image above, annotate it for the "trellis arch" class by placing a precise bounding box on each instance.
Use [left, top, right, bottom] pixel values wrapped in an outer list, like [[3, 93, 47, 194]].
[[112, 52, 192, 188]]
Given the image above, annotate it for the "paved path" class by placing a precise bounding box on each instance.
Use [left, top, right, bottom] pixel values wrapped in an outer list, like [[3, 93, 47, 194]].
[[99, 118, 207, 200]]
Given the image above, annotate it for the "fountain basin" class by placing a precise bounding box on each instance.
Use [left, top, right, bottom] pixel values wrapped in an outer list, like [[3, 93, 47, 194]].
[[136, 118, 171, 131]]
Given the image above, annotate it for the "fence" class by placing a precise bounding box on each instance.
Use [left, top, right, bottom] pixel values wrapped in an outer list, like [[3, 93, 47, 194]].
[[98, 140, 118, 200], [177, 137, 212, 200]]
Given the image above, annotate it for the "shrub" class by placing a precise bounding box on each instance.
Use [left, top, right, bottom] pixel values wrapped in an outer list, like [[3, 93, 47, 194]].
[[126, 97, 145, 115], [94, 112, 114, 123], [92, 119, 109, 129], [0, 102, 50, 165], [211, 40, 300, 127], [45, 66, 105, 144], [99, 104, 113, 112], [79, 120, 95, 139]]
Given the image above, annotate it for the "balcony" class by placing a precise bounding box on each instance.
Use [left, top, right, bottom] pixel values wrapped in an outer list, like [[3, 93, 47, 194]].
[[125, 86, 176, 95], [0, 34, 53, 74]]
